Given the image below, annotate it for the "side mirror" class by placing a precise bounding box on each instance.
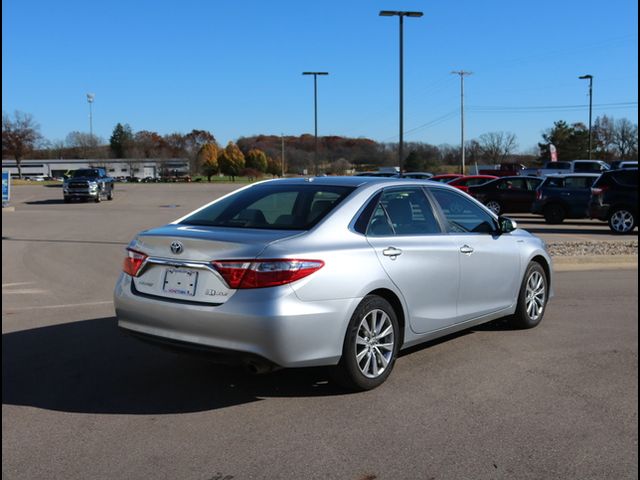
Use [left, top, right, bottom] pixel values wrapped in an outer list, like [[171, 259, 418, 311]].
[[498, 216, 517, 234]]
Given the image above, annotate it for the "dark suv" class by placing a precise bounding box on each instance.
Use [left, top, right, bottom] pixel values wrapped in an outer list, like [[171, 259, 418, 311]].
[[531, 174, 600, 223], [589, 168, 638, 234]]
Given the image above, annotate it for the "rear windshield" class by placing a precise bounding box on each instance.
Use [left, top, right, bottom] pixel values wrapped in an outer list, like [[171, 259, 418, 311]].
[[180, 183, 355, 230]]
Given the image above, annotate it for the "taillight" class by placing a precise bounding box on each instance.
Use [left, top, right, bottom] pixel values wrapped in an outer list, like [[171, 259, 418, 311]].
[[536, 190, 543, 200], [212, 259, 324, 289], [591, 185, 609, 196], [123, 249, 147, 277]]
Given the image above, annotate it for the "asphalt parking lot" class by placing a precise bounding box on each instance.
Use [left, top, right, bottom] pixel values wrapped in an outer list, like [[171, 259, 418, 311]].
[[2, 183, 638, 480]]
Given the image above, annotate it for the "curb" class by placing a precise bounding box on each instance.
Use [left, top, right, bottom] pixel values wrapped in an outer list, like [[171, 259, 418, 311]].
[[553, 255, 638, 272]]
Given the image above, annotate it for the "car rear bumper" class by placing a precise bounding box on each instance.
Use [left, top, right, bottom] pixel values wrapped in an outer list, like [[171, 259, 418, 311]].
[[589, 202, 609, 221], [114, 273, 359, 368]]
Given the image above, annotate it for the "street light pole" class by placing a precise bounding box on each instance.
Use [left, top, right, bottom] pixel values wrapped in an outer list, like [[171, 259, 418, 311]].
[[579, 75, 593, 160], [86, 93, 95, 138], [451, 71, 472, 175], [379, 10, 423, 176], [302, 72, 329, 175]]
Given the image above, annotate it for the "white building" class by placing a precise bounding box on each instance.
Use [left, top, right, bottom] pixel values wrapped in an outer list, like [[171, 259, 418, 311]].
[[1, 158, 189, 179]]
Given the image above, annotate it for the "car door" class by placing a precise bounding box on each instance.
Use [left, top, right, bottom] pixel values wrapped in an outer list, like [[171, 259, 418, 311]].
[[563, 176, 595, 216], [428, 187, 522, 321], [496, 178, 531, 212], [364, 187, 460, 334]]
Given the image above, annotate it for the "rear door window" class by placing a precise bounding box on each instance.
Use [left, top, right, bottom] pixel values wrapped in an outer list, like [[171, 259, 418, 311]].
[[564, 176, 596, 189], [366, 188, 441, 236]]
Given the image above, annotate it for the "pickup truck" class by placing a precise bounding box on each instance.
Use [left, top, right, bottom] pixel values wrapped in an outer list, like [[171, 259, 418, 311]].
[[519, 160, 609, 177], [63, 168, 114, 203], [477, 163, 525, 177]]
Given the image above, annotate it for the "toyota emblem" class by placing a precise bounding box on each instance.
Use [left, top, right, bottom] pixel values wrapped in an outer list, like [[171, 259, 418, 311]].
[[170, 241, 184, 255]]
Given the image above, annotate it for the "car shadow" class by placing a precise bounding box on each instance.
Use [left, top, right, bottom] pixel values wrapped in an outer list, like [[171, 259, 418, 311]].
[[24, 199, 75, 205], [2, 317, 344, 415]]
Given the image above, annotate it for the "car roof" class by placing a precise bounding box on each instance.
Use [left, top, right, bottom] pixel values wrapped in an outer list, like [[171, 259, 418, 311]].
[[545, 173, 601, 178], [259, 176, 435, 188]]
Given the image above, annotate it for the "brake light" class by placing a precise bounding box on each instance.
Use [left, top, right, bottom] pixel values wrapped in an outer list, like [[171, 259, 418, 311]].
[[212, 259, 324, 289], [536, 190, 543, 200], [123, 249, 148, 277], [591, 185, 609, 196]]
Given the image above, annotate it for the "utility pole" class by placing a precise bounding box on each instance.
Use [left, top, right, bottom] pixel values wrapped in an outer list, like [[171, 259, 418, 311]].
[[579, 75, 593, 159], [379, 10, 423, 176], [302, 72, 329, 175], [281, 134, 285, 177], [86, 93, 95, 138], [451, 71, 472, 175]]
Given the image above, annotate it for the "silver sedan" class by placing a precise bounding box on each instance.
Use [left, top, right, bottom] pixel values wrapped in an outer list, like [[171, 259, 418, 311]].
[[114, 177, 553, 390]]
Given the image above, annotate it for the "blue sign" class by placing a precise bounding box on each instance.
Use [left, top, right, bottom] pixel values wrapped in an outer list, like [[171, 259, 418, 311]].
[[2, 171, 10, 203]]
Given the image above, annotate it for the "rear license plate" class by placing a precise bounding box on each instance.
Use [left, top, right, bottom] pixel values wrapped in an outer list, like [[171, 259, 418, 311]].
[[163, 268, 198, 296]]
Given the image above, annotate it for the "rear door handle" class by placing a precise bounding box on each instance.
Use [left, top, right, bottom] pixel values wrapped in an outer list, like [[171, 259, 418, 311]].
[[382, 247, 402, 258], [460, 245, 474, 255]]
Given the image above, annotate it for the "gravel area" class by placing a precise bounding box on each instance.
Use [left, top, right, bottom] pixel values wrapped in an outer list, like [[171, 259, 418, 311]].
[[548, 240, 638, 257]]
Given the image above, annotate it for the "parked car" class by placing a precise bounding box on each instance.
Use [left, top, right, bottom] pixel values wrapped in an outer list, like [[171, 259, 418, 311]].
[[430, 174, 464, 183], [63, 168, 114, 203], [520, 160, 610, 177], [477, 163, 525, 177], [142, 176, 160, 183], [447, 175, 498, 193], [588, 168, 638, 234], [609, 160, 638, 170], [403, 172, 433, 179], [354, 172, 399, 178], [115, 177, 552, 390], [531, 174, 600, 223], [468, 176, 544, 215]]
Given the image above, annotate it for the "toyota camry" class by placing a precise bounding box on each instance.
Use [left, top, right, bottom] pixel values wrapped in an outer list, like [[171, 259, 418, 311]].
[[114, 177, 552, 390]]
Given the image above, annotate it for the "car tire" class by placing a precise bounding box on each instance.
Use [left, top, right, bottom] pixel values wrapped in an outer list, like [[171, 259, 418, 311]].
[[485, 199, 502, 216], [608, 208, 636, 234], [63, 196, 71, 203], [95, 193, 101, 203], [107, 190, 113, 201], [509, 262, 548, 329], [332, 295, 400, 391], [544, 204, 565, 224]]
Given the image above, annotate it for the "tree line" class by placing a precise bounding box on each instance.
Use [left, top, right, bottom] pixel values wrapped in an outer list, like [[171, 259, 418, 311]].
[[2, 110, 638, 179]]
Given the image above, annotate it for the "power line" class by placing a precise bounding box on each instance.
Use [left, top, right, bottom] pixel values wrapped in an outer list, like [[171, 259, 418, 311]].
[[468, 101, 637, 112]]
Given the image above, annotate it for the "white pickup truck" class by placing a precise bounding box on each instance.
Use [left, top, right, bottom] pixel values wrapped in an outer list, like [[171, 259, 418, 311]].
[[519, 160, 610, 177]]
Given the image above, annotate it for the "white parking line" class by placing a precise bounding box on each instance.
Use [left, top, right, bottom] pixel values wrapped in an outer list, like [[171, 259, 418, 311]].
[[3, 300, 113, 311], [2, 289, 49, 295], [2, 282, 36, 287]]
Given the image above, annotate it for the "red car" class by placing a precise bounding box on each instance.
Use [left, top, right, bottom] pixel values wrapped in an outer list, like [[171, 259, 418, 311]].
[[430, 174, 464, 183], [447, 175, 499, 193]]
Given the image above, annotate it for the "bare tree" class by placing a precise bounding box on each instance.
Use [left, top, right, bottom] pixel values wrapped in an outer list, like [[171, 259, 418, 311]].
[[65, 131, 102, 159], [612, 118, 638, 160], [2, 111, 43, 178], [478, 131, 518, 164]]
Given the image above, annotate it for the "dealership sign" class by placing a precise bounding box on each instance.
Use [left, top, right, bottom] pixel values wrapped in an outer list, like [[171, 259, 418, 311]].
[[2, 171, 10, 204]]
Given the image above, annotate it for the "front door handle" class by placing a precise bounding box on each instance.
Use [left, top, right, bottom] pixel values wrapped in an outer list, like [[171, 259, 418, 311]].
[[382, 247, 403, 258], [460, 245, 474, 255]]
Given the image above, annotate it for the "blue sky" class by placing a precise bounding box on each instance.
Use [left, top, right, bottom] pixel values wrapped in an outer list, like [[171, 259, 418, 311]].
[[2, 0, 638, 152]]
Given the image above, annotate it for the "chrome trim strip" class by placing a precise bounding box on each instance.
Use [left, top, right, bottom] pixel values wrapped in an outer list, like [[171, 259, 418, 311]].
[[139, 256, 225, 282]]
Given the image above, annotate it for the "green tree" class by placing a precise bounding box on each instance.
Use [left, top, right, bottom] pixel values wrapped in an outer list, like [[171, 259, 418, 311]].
[[404, 151, 424, 172], [197, 143, 219, 181], [245, 148, 268, 172], [109, 123, 134, 158], [538, 121, 589, 162], [218, 142, 245, 181]]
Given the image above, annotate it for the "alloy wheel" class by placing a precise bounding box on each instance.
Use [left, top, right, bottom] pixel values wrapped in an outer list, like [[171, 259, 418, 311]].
[[355, 309, 395, 379], [525, 271, 546, 321], [610, 210, 634, 233]]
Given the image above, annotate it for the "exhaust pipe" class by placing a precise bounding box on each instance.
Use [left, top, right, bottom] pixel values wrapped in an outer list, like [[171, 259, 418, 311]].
[[244, 360, 275, 375]]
